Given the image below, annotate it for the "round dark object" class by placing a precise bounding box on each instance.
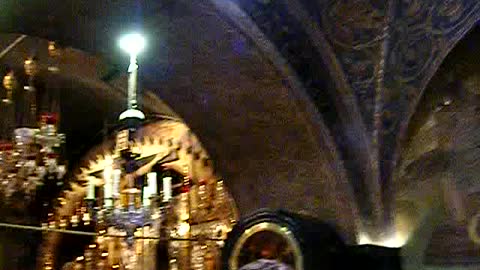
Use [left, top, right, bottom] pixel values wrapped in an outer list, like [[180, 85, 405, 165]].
[[221, 209, 347, 270]]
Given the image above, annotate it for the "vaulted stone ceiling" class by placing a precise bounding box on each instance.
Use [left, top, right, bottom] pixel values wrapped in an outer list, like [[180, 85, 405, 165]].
[[1, 0, 480, 265], [209, 0, 480, 243]]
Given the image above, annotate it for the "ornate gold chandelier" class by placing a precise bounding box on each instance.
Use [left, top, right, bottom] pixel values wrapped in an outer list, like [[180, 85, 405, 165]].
[[39, 34, 237, 270], [0, 44, 66, 204]]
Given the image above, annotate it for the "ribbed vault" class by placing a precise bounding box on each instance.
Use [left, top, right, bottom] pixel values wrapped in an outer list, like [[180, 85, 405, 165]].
[[216, 0, 480, 240], [397, 26, 480, 266]]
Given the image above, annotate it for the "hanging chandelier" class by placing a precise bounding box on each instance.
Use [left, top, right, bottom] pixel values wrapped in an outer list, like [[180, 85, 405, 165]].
[[0, 50, 66, 203], [79, 33, 166, 269], [39, 33, 237, 270], [0, 115, 66, 198]]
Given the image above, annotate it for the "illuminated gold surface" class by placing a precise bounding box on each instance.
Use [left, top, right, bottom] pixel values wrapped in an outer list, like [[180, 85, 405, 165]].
[[2, 71, 16, 90], [43, 122, 239, 269], [24, 58, 38, 76]]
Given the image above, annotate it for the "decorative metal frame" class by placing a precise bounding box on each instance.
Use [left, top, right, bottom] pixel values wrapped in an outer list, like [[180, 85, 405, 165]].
[[229, 222, 304, 270]]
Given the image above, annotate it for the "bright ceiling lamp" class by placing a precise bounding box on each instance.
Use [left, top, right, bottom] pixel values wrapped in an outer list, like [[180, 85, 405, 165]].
[[119, 33, 146, 56], [118, 32, 146, 121]]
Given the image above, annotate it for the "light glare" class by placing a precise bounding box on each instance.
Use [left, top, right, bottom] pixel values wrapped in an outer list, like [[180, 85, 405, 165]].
[[177, 222, 190, 237], [357, 232, 407, 248], [119, 33, 146, 55]]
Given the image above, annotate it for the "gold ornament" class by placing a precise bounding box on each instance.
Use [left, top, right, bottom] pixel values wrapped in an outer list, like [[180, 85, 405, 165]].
[[48, 41, 60, 58], [2, 71, 17, 90], [2, 71, 16, 103], [48, 41, 60, 72], [24, 58, 39, 76]]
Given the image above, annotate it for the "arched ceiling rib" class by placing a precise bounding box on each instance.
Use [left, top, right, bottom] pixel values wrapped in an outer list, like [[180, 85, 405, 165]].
[[208, 0, 360, 236], [223, 0, 383, 235]]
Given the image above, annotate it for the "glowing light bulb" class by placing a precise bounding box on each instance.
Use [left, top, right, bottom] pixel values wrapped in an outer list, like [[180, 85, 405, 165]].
[[177, 222, 190, 237], [119, 33, 146, 56]]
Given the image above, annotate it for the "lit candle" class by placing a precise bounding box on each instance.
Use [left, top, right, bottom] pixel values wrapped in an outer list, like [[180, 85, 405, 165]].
[[86, 177, 95, 200], [113, 169, 121, 198], [163, 176, 172, 202], [104, 167, 113, 207], [143, 180, 151, 207], [147, 172, 157, 196]]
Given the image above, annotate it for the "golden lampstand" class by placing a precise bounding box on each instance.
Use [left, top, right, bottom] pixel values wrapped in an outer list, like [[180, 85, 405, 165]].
[[204, 244, 217, 270], [48, 41, 60, 72], [96, 255, 108, 270], [74, 256, 85, 270], [99, 251, 109, 268], [2, 71, 16, 90], [24, 57, 39, 77], [120, 188, 142, 208], [2, 71, 16, 103], [48, 41, 60, 58], [59, 218, 67, 229], [82, 212, 91, 226], [43, 255, 54, 270]]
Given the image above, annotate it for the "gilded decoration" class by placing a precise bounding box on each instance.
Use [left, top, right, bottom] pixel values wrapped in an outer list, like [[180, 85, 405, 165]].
[[39, 121, 238, 269]]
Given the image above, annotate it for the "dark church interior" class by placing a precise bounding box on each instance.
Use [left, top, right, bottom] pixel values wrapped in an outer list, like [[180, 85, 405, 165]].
[[0, 0, 480, 269]]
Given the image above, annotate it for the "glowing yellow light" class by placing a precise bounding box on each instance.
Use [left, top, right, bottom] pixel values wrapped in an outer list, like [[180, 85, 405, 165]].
[[177, 222, 190, 237], [357, 232, 407, 248]]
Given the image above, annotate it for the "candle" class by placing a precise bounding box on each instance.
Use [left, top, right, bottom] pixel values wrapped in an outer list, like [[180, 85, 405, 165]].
[[104, 167, 113, 207], [113, 169, 121, 198], [147, 172, 157, 196], [143, 180, 151, 207], [105, 199, 113, 208], [163, 176, 172, 202], [86, 177, 95, 200]]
